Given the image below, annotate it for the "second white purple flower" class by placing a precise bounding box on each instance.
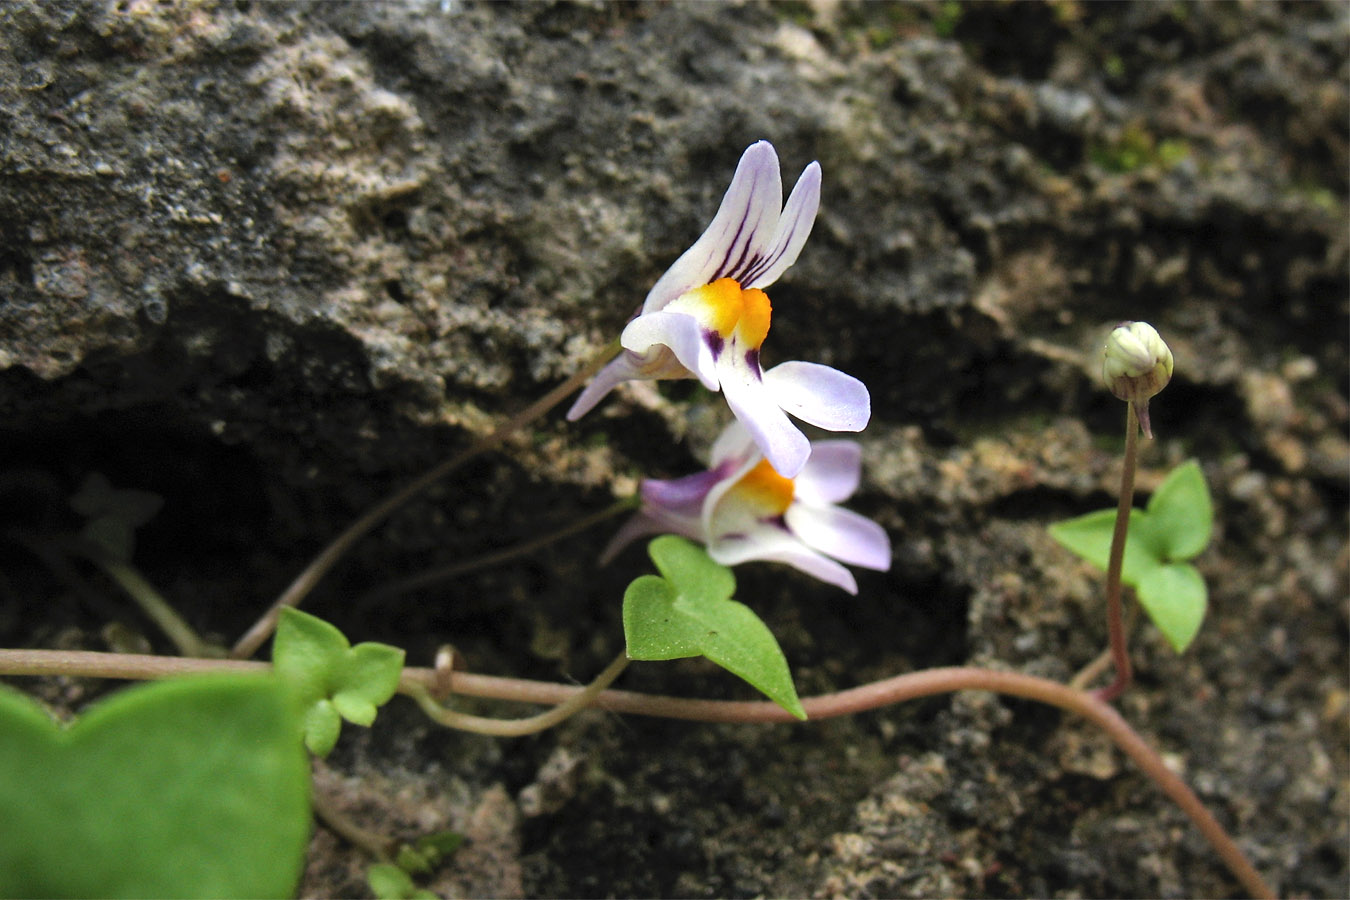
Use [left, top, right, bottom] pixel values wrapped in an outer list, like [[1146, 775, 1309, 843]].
[[603, 422, 892, 595]]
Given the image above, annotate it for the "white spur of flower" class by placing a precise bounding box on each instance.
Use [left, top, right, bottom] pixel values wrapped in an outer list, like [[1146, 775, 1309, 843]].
[[567, 141, 870, 478], [602, 421, 892, 595]]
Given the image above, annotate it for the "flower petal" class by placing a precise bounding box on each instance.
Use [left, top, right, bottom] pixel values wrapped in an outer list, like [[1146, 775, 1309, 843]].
[[708, 419, 759, 469], [600, 511, 697, 565], [709, 526, 858, 594], [784, 503, 892, 571], [793, 440, 862, 505], [744, 161, 821, 289], [642, 142, 783, 313], [641, 468, 729, 513], [621, 311, 719, 390], [720, 353, 811, 478], [566, 352, 644, 421], [602, 469, 733, 565], [764, 361, 870, 433], [598, 514, 660, 565], [701, 439, 770, 540]]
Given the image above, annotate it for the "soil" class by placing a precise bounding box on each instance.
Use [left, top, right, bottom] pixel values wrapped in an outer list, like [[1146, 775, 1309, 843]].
[[1, 2, 1345, 898]]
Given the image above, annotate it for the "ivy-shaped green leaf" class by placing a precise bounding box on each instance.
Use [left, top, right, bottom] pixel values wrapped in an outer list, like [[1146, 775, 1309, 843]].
[[1138, 459, 1213, 562], [395, 831, 460, 875], [272, 607, 405, 756], [623, 536, 806, 720], [1137, 563, 1207, 653], [368, 863, 438, 900], [650, 531, 737, 607], [0, 675, 310, 898], [70, 473, 165, 561], [1047, 508, 1156, 587], [1049, 460, 1213, 655]]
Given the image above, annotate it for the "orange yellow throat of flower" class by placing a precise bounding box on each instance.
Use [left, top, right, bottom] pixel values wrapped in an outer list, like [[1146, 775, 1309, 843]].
[[681, 277, 772, 357], [730, 458, 795, 517]]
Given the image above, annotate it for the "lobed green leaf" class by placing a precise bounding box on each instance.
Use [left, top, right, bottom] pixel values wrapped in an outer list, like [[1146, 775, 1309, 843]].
[[1137, 562, 1208, 653], [1049, 461, 1215, 655], [70, 473, 165, 561], [623, 574, 703, 660], [0, 675, 310, 898], [368, 863, 417, 900], [673, 592, 807, 720], [623, 537, 805, 720], [648, 533, 736, 604], [303, 699, 343, 757], [1139, 459, 1213, 562], [273, 607, 406, 756], [336, 643, 406, 719], [1048, 508, 1160, 586]]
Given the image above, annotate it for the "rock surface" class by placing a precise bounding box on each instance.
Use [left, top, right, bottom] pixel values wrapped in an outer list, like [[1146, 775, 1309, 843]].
[[1, 1, 1345, 897]]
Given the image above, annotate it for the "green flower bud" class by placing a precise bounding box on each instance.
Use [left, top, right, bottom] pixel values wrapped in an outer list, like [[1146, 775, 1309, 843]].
[[1102, 321, 1173, 438]]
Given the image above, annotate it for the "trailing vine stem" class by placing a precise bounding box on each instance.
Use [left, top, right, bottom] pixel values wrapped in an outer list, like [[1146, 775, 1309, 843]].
[[406, 652, 630, 737], [0, 329, 1257, 892], [228, 338, 623, 660], [354, 498, 637, 607], [0, 646, 1273, 899], [84, 548, 219, 660]]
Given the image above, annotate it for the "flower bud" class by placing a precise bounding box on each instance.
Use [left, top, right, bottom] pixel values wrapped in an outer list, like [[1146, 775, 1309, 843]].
[[1102, 321, 1173, 438]]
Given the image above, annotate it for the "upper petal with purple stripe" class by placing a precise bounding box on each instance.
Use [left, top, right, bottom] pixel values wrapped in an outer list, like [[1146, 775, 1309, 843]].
[[642, 141, 821, 314]]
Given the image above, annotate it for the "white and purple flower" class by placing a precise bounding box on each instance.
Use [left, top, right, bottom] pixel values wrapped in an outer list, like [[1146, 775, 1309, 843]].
[[603, 422, 891, 594], [567, 141, 870, 478]]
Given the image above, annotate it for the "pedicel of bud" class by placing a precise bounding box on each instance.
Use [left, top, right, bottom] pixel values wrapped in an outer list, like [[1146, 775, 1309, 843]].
[[1102, 321, 1173, 439]]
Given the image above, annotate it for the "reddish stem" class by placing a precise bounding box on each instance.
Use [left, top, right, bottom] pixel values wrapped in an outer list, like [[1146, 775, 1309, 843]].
[[0, 648, 1273, 899], [1096, 401, 1140, 702]]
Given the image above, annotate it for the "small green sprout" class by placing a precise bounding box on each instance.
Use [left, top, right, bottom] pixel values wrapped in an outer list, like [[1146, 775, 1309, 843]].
[[395, 830, 464, 875], [1051, 460, 1213, 653], [368, 863, 439, 900], [272, 608, 405, 756], [70, 472, 164, 562], [1089, 123, 1191, 176], [933, 0, 963, 38], [623, 536, 806, 719]]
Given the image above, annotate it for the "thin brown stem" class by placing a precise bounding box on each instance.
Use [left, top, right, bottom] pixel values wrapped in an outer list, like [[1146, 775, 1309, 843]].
[[406, 652, 630, 737], [0, 649, 265, 680], [0, 647, 1273, 898], [1072, 643, 1115, 694], [358, 498, 636, 606], [228, 339, 622, 660], [1071, 603, 1140, 692], [8, 531, 217, 658], [1097, 401, 1140, 702], [87, 553, 217, 659]]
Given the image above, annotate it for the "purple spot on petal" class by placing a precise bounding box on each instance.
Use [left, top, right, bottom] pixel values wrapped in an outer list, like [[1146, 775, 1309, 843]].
[[745, 348, 762, 379], [705, 330, 724, 359]]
